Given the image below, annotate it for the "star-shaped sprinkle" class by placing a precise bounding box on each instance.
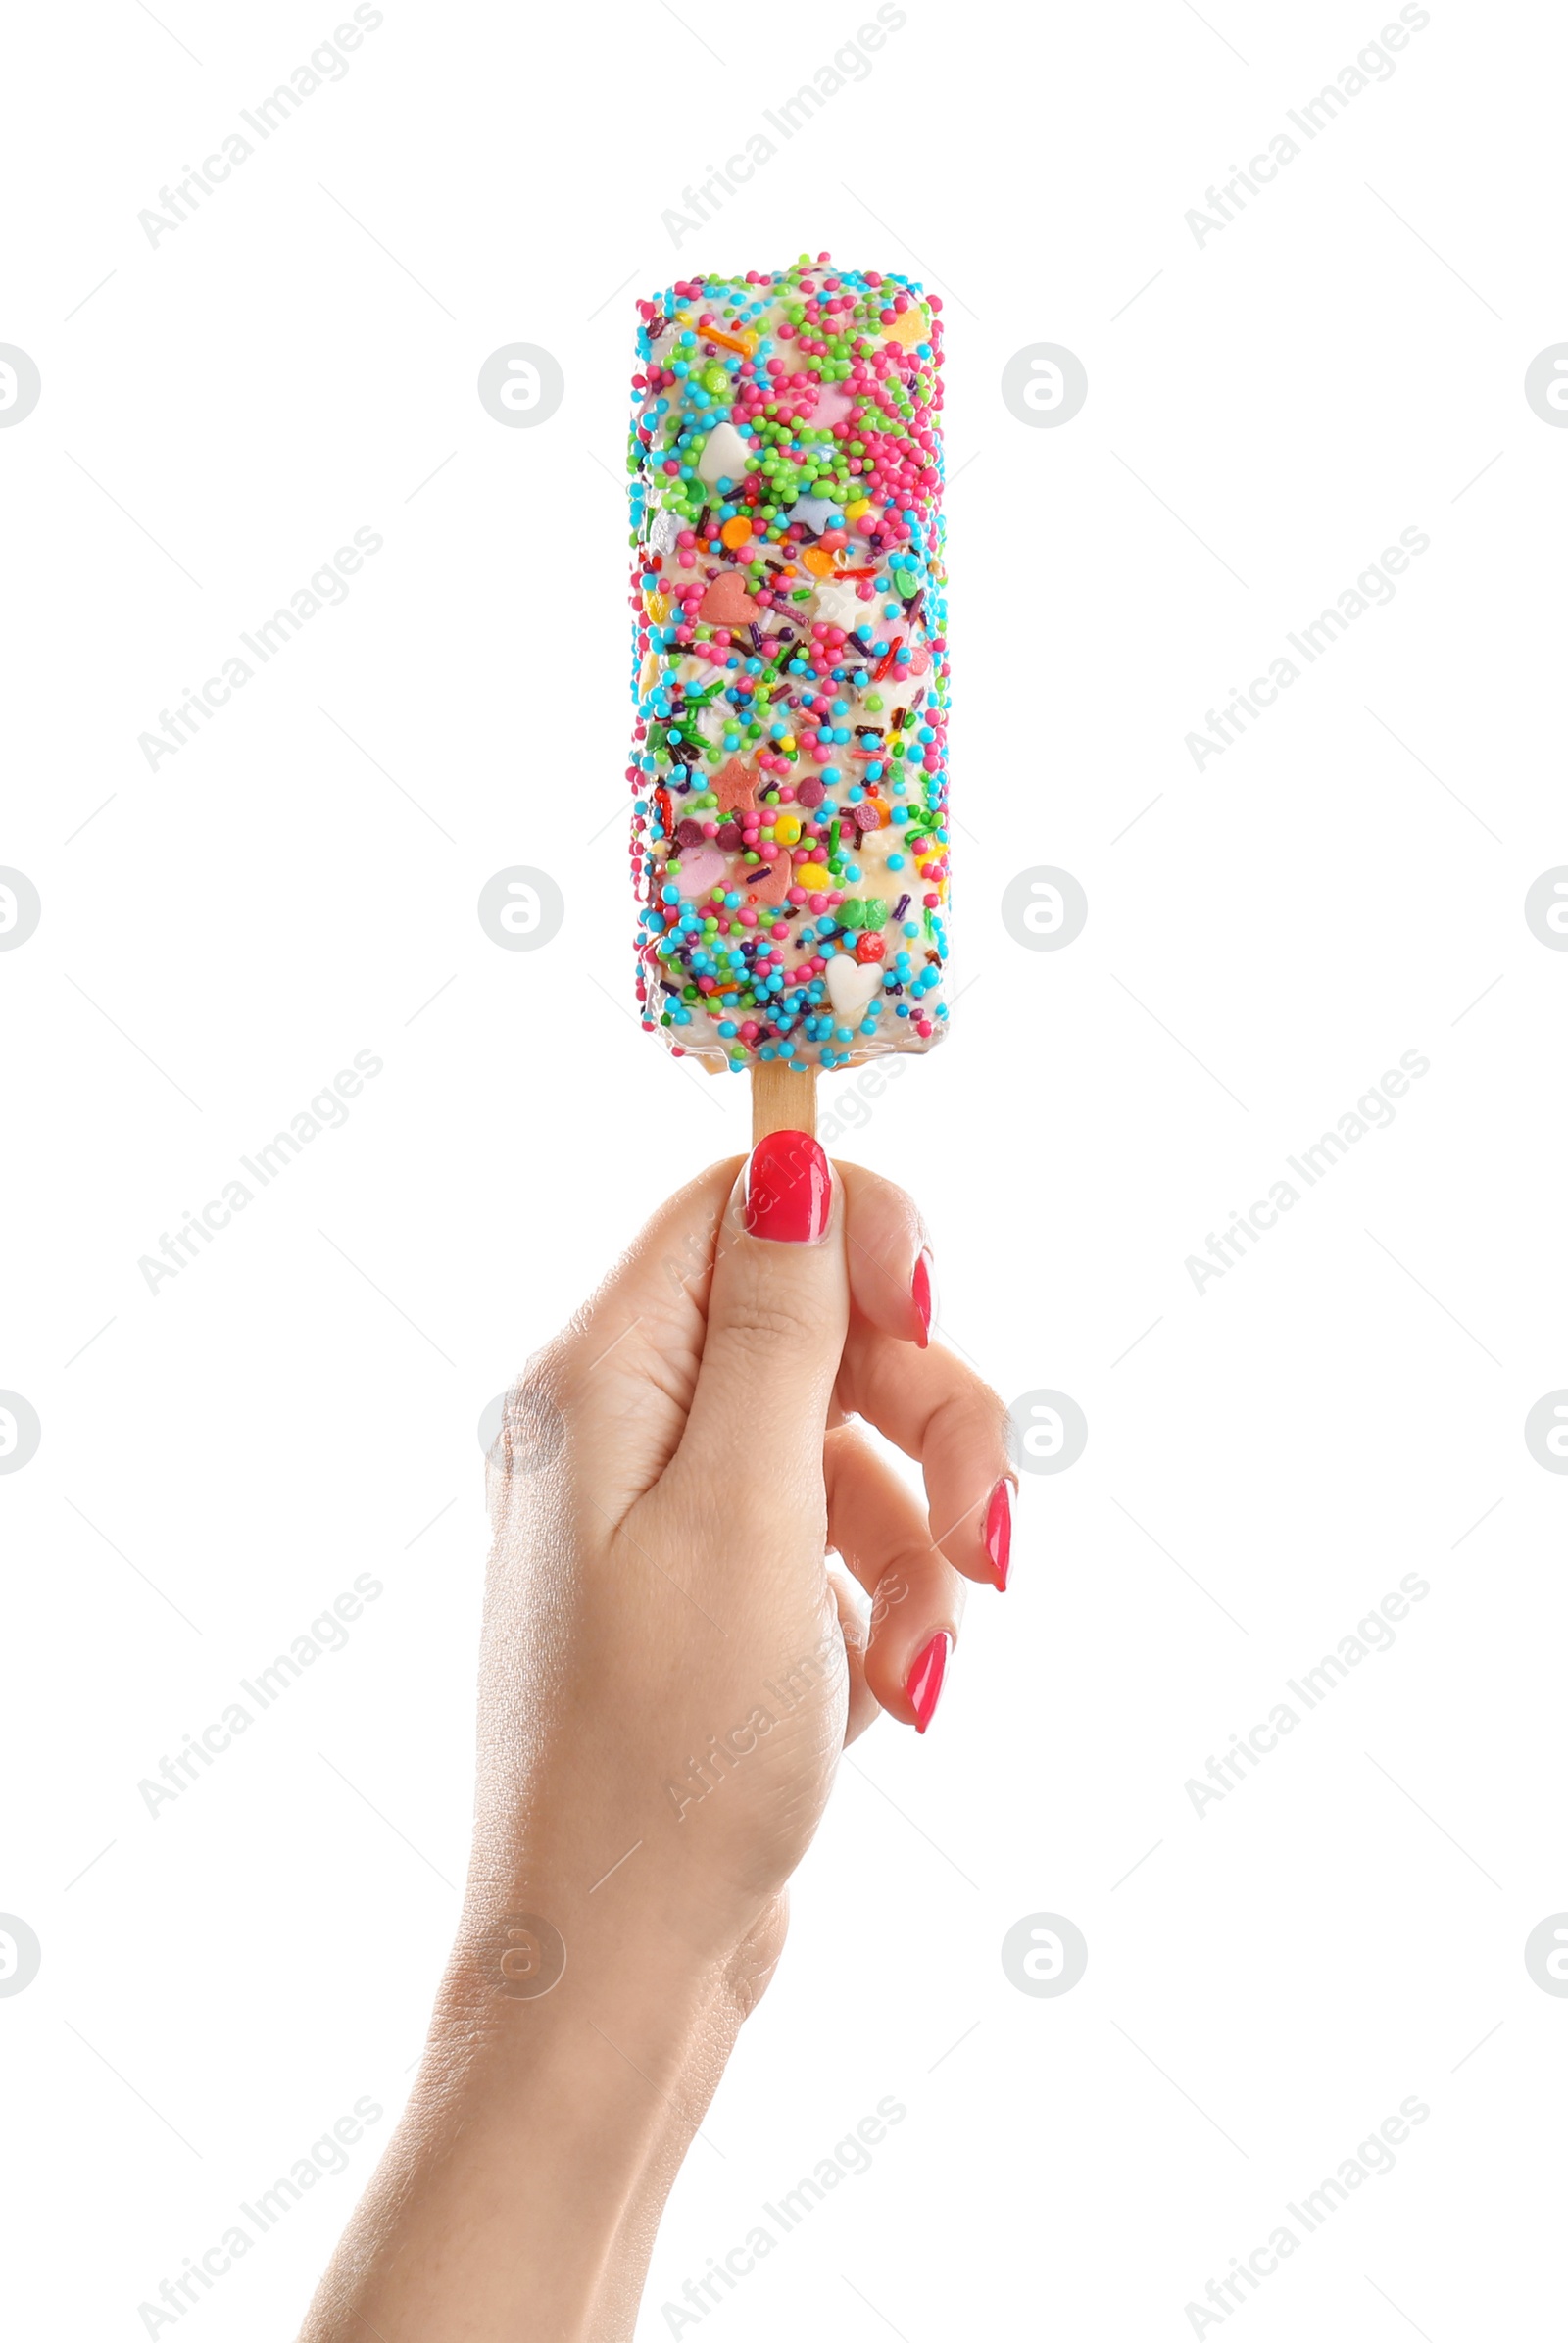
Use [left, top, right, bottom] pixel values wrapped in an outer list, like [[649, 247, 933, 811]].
[[712, 757, 759, 817], [788, 494, 845, 533]]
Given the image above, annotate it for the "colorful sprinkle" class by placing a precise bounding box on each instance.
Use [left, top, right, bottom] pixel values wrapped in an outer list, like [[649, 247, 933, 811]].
[[626, 256, 950, 1072]]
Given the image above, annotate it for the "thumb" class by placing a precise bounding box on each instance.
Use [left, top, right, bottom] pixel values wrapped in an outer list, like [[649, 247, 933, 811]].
[[674, 1130, 847, 1527]]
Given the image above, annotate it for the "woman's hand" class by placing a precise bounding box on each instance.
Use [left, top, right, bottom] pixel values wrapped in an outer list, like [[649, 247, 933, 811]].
[[300, 1136, 1013, 2343], [471, 1132, 1013, 1969]]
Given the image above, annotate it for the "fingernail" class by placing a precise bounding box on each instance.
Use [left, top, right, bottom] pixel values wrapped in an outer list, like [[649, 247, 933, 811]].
[[744, 1130, 832, 1244], [910, 1246, 935, 1347], [906, 1632, 951, 1734], [985, 1478, 1013, 1592]]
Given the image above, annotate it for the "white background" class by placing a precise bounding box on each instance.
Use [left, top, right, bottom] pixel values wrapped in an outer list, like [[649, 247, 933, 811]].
[[3, 0, 1565, 2334]]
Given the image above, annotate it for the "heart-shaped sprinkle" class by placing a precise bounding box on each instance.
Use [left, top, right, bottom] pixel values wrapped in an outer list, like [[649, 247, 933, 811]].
[[696, 421, 753, 486], [748, 854, 793, 905], [698, 570, 763, 627], [673, 846, 727, 899], [824, 955, 882, 1022]]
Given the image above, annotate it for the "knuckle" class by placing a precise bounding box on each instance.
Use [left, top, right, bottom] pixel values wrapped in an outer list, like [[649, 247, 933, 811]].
[[868, 1558, 921, 1629], [932, 1376, 1010, 1447], [712, 1297, 820, 1355]]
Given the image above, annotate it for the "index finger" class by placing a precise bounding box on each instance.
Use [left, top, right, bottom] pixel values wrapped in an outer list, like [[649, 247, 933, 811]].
[[836, 1159, 934, 1349]]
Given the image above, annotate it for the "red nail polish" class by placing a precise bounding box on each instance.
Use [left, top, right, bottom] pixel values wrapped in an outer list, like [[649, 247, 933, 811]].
[[906, 1632, 951, 1733], [985, 1479, 1013, 1591], [910, 1247, 934, 1347], [744, 1130, 832, 1244]]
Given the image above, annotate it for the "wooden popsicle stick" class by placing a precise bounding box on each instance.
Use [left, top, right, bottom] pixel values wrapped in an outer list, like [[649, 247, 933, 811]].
[[750, 1059, 818, 1146]]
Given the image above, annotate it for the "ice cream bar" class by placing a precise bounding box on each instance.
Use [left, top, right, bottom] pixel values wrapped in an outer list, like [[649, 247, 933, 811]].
[[626, 254, 949, 1131]]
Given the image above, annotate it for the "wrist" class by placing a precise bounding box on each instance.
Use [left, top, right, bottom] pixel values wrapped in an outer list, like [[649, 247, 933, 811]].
[[300, 1894, 764, 2343], [431, 1886, 754, 2104], [458, 1785, 792, 2003]]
